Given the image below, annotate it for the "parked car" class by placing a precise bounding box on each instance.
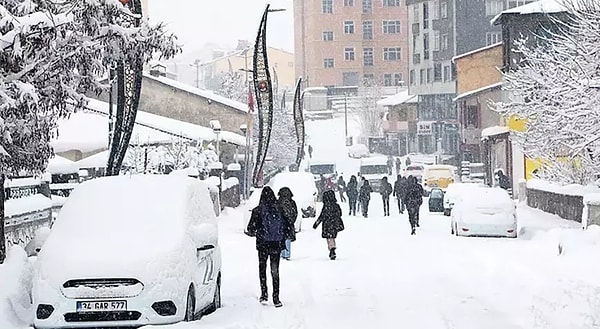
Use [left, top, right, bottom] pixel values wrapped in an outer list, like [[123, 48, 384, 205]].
[[404, 164, 425, 183], [423, 165, 457, 193], [348, 144, 370, 158], [428, 188, 444, 212], [33, 175, 222, 328], [308, 160, 337, 182], [451, 187, 517, 238], [443, 182, 487, 216]]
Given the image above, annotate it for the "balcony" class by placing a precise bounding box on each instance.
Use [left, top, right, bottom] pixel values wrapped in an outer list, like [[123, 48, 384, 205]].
[[383, 120, 409, 133]]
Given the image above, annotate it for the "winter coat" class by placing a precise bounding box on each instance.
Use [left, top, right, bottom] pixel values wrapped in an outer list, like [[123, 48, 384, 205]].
[[337, 178, 347, 193], [346, 179, 358, 199], [380, 180, 393, 198], [278, 197, 298, 242], [498, 173, 511, 190], [393, 177, 409, 199], [247, 203, 287, 252], [325, 178, 335, 191], [404, 177, 424, 209], [313, 191, 344, 239], [359, 182, 372, 201]]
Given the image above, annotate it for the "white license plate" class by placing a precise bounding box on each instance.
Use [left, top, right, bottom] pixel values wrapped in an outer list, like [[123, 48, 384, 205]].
[[77, 300, 127, 312]]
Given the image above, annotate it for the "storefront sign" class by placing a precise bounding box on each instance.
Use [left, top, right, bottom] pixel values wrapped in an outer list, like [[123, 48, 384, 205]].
[[417, 122, 433, 135]]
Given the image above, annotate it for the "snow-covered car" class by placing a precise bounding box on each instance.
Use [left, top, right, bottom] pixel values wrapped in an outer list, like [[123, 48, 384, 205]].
[[347, 144, 370, 158], [308, 160, 337, 182], [443, 182, 486, 216], [33, 175, 222, 328], [244, 172, 317, 234], [359, 157, 389, 192], [403, 164, 425, 183], [451, 187, 517, 238]]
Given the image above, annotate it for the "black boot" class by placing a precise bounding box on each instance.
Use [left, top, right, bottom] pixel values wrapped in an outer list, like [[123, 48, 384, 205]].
[[329, 247, 337, 260], [259, 291, 268, 303], [273, 295, 282, 308]]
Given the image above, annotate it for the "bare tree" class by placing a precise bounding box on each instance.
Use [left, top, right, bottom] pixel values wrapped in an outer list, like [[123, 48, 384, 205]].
[[355, 78, 384, 137]]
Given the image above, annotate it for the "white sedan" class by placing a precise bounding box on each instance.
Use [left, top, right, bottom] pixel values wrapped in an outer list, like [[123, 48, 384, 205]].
[[450, 187, 517, 238], [443, 182, 487, 216]]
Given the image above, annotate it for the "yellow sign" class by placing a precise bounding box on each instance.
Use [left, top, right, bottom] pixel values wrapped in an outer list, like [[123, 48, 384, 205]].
[[508, 115, 527, 132]]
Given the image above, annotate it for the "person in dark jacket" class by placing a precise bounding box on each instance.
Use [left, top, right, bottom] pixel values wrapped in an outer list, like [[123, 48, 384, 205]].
[[317, 174, 326, 202], [496, 169, 512, 191], [359, 178, 373, 218], [393, 175, 408, 214], [246, 187, 288, 307], [278, 187, 298, 261], [380, 176, 393, 216], [337, 176, 347, 203], [313, 190, 344, 260], [403, 176, 424, 235], [346, 175, 358, 216]]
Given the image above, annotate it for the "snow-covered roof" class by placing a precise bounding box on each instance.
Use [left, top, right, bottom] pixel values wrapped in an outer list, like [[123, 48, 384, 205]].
[[143, 73, 249, 113], [377, 90, 418, 106], [453, 82, 503, 102], [491, 0, 568, 25], [75, 150, 110, 169], [46, 156, 78, 175], [481, 126, 510, 138], [452, 43, 503, 62]]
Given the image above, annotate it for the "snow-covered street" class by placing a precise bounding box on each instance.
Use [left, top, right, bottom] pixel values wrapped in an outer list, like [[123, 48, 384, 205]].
[[146, 114, 600, 329]]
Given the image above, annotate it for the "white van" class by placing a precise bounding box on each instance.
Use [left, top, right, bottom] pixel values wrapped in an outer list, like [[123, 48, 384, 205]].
[[308, 160, 337, 182], [33, 175, 222, 328], [359, 157, 390, 192]]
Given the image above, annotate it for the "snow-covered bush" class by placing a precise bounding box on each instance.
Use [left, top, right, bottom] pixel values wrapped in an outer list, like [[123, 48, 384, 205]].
[[494, 0, 600, 185], [0, 246, 34, 328]]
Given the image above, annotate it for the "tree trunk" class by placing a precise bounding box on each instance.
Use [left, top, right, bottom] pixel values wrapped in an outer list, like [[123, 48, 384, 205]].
[[0, 174, 6, 264]]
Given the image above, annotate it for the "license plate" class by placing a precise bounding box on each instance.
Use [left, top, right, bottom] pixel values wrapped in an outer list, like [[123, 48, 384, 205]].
[[77, 300, 127, 312]]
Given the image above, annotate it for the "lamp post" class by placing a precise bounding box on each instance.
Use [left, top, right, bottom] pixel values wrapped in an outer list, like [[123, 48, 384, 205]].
[[210, 120, 222, 161]]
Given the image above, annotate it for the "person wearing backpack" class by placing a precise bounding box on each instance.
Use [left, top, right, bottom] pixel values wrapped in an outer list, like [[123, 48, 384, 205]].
[[313, 190, 345, 260], [277, 187, 297, 260], [246, 187, 289, 307]]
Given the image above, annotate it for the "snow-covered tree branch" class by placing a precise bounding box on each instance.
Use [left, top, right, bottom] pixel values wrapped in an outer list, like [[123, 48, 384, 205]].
[[355, 78, 384, 137], [493, 0, 600, 185]]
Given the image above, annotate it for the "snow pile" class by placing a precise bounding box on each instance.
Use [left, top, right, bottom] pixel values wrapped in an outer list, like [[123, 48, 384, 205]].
[[0, 247, 34, 329], [24, 226, 51, 257], [527, 178, 600, 196], [46, 155, 78, 175], [223, 177, 239, 190], [5, 194, 52, 218], [531, 225, 600, 256]]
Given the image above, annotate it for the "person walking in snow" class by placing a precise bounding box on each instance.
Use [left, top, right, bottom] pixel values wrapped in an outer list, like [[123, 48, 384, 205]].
[[359, 178, 373, 218], [325, 177, 335, 192], [395, 157, 402, 175], [380, 176, 393, 216], [386, 155, 394, 175], [356, 172, 364, 213], [278, 187, 298, 261], [308, 144, 313, 158], [393, 175, 408, 214], [313, 190, 345, 260], [246, 187, 288, 307], [337, 176, 347, 203], [346, 175, 358, 216], [403, 176, 424, 235], [317, 174, 326, 202]]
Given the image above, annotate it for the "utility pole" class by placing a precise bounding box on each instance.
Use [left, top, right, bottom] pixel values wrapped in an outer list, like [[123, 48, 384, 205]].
[[190, 59, 201, 88]]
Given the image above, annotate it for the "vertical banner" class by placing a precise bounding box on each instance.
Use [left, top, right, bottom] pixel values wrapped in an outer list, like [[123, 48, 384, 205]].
[[252, 5, 274, 187], [293, 78, 305, 168], [106, 0, 144, 176]]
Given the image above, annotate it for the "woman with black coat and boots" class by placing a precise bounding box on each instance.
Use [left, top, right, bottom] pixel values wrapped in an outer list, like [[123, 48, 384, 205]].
[[346, 175, 359, 216], [403, 176, 424, 235], [359, 178, 373, 218], [313, 190, 345, 260], [278, 187, 297, 261], [246, 187, 289, 307], [380, 176, 393, 216]]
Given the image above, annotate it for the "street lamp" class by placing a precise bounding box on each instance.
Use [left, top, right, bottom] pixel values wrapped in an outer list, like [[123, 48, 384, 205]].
[[210, 120, 222, 160]]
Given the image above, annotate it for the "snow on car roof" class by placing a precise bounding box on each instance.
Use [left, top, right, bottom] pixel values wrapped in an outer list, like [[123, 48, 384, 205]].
[[360, 156, 388, 165], [46, 155, 78, 175], [467, 187, 513, 208]]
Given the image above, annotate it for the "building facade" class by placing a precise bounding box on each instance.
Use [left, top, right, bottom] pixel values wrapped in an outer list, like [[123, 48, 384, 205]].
[[406, 0, 535, 157], [294, 0, 409, 89]]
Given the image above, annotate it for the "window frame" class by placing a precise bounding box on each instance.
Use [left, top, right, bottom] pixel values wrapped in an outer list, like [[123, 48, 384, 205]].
[[344, 20, 355, 34], [363, 20, 374, 40], [383, 47, 402, 61], [322, 0, 333, 13], [363, 48, 374, 66], [344, 47, 356, 61], [323, 58, 335, 68], [323, 31, 334, 41], [383, 20, 402, 34]]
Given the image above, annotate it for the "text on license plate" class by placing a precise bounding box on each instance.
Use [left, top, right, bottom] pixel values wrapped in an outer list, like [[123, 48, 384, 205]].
[[77, 300, 127, 312]]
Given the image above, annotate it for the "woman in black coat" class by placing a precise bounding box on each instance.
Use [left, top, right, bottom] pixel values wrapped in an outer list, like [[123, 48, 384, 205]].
[[403, 176, 424, 235], [278, 187, 297, 260], [313, 190, 344, 260], [246, 187, 287, 307], [359, 179, 373, 218], [346, 175, 358, 216]]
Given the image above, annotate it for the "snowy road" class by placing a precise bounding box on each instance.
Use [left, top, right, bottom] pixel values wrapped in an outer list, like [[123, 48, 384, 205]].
[[147, 115, 600, 329]]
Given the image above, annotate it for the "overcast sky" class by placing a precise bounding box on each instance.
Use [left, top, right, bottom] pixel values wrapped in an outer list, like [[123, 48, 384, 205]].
[[148, 0, 294, 56]]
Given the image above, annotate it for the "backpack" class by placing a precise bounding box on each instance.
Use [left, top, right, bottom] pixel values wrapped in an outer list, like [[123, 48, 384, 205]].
[[260, 206, 285, 242]]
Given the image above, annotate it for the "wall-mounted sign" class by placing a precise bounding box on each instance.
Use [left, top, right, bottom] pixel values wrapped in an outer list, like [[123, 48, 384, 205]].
[[417, 122, 433, 135]]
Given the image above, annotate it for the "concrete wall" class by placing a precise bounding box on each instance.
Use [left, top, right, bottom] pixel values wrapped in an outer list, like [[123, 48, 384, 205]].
[[527, 188, 583, 223]]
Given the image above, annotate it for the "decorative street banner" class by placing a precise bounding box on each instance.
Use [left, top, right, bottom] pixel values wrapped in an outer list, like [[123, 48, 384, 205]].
[[293, 78, 305, 168], [252, 5, 275, 187], [106, 0, 144, 176]]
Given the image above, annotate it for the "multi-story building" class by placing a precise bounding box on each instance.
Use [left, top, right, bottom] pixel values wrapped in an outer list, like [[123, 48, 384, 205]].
[[406, 0, 535, 156], [294, 0, 409, 90]]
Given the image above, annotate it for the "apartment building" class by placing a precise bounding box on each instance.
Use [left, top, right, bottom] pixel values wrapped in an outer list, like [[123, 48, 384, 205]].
[[406, 0, 535, 155], [294, 0, 410, 90]]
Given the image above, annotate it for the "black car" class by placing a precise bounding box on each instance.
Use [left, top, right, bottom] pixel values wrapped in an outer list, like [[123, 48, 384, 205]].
[[428, 188, 444, 212]]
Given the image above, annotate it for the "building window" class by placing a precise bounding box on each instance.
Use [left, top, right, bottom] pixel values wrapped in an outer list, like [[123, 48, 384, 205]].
[[344, 0, 355, 6], [345, 47, 356, 60], [465, 105, 479, 128], [420, 69, 425, 85], [443, 65, 450, 82], [434, 63, 442, 81], [383, 20, 401, 34], [363, 48, 374, 66], [431, 0, 439, 19], [508, 0, 534, 8], [323, 31, 334, 41], [322, 0, 333, 13], [344, 20, 355, 34], [485, 0, 503, 16], [486, 31, 502, 45], [433, 30, 440, 51], [363, 74, 374, 84], [383, 74, 393, 86], [383, 47, 402, 61], [394, 73, 403, 86], [426, 68, 432, 83], [363, 0, 372, 13], [413, 5, 419, 23], [423, 2, 429, 29], [412, 34, 418, 52], [441, 2, 448, 18], [383, 0, 400, 6], [324, 58, 334, 68], [423, 33, 430, 60], [363, 21, 373, 40], [409, 70, 415, 85], [441, 34, 449, 50]]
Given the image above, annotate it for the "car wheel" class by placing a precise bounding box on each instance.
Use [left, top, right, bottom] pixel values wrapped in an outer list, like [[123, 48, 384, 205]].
[[205, 275, 221, 315], [184, 285, 196, 321]]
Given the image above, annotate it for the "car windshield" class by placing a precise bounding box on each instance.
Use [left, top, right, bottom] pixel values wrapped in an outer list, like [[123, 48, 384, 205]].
[[310, 164, 335, 175], [360, 165, 388, 175], [430, 189, 444, 198]]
